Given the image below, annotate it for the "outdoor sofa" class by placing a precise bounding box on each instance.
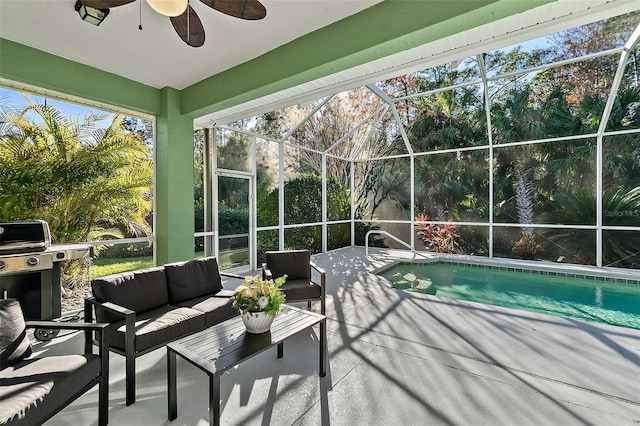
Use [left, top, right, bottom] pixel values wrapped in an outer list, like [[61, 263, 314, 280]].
[[84, 257, 242, 406]]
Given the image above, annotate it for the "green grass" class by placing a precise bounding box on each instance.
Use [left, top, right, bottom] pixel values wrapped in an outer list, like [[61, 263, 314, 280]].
[[90, 250, 249, 277], [218, 251, 249, 269], [91, 256, 154, 277]]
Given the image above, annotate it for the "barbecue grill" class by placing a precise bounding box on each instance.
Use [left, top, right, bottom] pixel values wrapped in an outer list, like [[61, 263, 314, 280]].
[[0, 221, 91, 340]]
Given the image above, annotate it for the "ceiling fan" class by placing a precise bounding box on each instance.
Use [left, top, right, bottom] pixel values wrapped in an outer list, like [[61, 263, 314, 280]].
[[81, 0, 267, 47]]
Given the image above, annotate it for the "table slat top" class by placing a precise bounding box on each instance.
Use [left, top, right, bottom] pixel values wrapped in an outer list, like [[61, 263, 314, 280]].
[[168, 305, 324, 375]]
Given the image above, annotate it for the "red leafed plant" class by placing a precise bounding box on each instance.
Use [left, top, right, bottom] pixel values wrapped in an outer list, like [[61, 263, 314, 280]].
[[414, 213, 460, 253]]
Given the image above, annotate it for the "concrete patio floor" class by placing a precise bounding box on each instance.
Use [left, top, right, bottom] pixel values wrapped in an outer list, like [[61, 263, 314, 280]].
[[42, 247, 640, 425]]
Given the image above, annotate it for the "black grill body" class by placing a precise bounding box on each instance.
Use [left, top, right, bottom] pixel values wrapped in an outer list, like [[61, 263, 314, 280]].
[[0, 221, 91, 320]]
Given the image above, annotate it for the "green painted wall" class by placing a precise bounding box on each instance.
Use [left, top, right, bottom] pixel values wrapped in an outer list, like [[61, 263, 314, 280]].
[[154, 88, 195, 264], [181, 0, 552, 117], [0, 38, 161, 115]]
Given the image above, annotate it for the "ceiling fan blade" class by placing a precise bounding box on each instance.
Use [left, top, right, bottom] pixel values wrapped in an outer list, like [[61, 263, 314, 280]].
[[170, 5, 205, 48], [81, 0, 136, 8], [199, 0, 266, 20]]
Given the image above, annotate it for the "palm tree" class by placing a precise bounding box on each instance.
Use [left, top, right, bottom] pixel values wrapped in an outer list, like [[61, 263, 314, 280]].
[[541, 186, 640, 266], [0, 100, 153, 243]]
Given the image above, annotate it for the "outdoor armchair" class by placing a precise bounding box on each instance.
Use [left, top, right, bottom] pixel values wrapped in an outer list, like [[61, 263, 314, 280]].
[[0, 298, 109, 425], [261, 250, 326, 316]]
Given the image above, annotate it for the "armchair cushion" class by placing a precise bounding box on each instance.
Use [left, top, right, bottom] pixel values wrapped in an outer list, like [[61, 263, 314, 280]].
[[265, 250, 311, 280], [280, 278, 322, 301], [0, 299, 32, 370], [165, 257, 223, 304], [0, 354, 101, 425]]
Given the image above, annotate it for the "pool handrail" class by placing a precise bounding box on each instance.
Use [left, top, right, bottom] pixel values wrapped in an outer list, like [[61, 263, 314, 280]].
[[365, 230, 417, 260]]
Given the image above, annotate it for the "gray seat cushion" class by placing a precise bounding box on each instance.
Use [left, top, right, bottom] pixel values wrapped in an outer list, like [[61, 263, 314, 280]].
[[281, 278, 321, 301], [0, 354, 101, 425], [213, 289, 236, 297], [91, 267, 169, 322], [177, 295, 238, 327], [165, 257, 224, 304], [107, 306, 206, 352]]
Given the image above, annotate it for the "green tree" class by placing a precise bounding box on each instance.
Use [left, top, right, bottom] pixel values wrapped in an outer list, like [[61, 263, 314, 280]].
[[541, 186, 640, 266], [543, 11, 640, 104], [407, 83, 489, 226], [254, 88, 401, 218], [122, 116, 153, 149], [194, 129, 205, 232], [257, 175, 375, 253], [0, 100, 153, 242]]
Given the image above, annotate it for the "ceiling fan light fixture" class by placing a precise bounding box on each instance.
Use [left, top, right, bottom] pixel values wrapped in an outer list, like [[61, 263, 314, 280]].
[[75, 0, 110, 26], [146, 0, 188, 17]]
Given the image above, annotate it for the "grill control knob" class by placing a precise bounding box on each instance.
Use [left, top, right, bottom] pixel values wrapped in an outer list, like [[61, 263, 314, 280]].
[[27, 257, 40, 267], [0, 260, 6, 270]]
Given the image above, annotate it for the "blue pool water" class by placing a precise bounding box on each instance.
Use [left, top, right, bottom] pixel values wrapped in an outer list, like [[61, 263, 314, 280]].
[[380, 262, 640, 329]]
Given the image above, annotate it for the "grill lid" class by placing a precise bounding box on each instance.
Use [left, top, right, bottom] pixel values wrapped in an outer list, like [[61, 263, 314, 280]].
[[0, 220, 52, 255]]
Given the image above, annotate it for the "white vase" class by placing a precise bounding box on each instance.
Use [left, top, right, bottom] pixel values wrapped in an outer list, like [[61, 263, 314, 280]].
[[241, 311, 275, 334]]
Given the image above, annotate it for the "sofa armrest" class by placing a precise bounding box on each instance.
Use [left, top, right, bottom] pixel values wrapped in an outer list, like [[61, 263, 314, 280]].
[[101, 302, 136, 317], [310, 261, 326, 315], [261, 263, 273, 280], [220, 271, 244, 291], [86, 297, 136, 318], [84, 297, 136, 355], [220, 271, 244, 287], [220, 271, 244, 280]]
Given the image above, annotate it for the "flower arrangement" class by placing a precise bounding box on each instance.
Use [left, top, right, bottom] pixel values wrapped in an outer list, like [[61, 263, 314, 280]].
[[231, 275, 287, 316]]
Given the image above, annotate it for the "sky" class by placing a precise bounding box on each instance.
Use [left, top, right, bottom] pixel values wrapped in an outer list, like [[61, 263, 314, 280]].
[[0, 87, 114, 126]]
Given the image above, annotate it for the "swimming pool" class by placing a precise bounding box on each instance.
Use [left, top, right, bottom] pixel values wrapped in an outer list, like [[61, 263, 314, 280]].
[[379, 261, 640, 329]]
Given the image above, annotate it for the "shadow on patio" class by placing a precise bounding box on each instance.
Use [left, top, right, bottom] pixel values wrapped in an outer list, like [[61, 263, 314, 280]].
[[41, 247, 640, 425]]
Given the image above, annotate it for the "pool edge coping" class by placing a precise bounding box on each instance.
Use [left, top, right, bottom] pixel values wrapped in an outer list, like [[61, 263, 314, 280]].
[[370, 252, 640, 286]]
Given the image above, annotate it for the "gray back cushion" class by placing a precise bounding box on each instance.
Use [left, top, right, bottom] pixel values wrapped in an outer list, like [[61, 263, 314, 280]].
[[265, 250, 310, 280], [0, 299, 32, 369], [165, 257, 223, 304], [91, 267, 169, 321]]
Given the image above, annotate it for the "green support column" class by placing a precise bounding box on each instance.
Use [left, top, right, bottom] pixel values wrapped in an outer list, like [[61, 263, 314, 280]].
[[155, 87, 195, 264]]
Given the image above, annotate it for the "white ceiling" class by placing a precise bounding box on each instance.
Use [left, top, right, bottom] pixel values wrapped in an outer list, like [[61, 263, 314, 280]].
[[0, 0, 382, 90]]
